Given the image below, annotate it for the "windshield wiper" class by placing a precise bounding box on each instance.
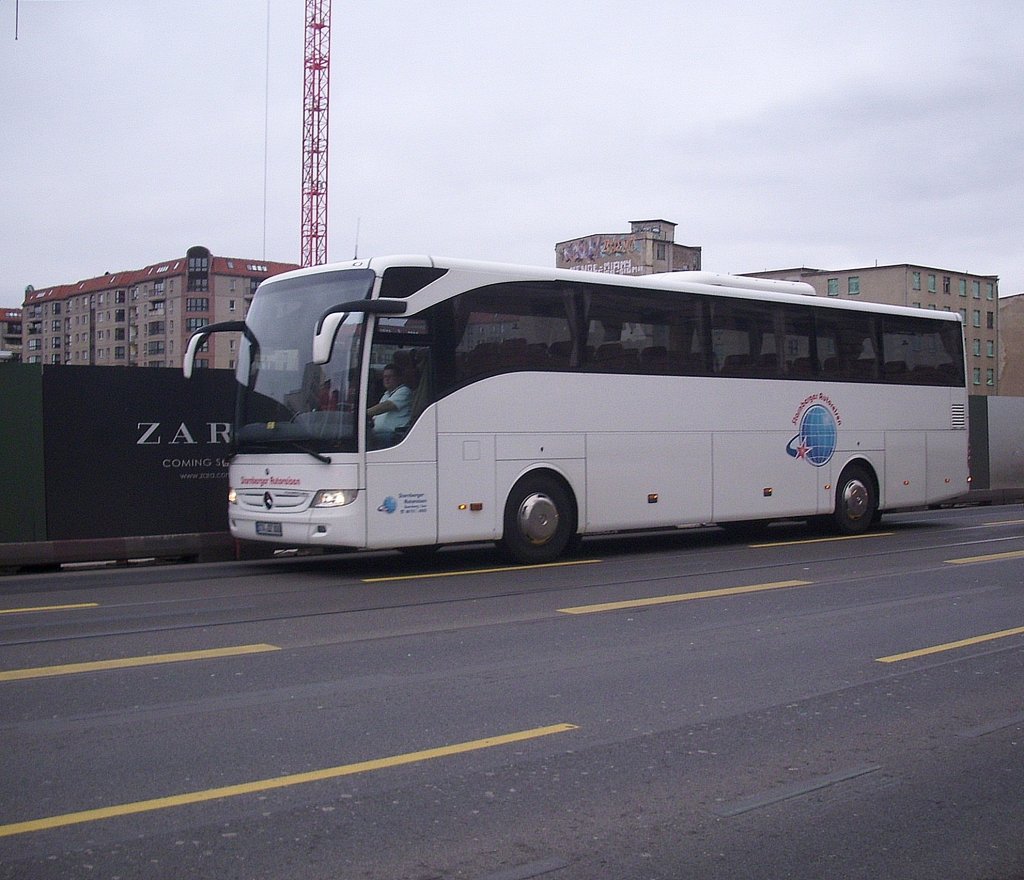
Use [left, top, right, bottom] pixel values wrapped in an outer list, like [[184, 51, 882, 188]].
[[282, 440, 332, 464]]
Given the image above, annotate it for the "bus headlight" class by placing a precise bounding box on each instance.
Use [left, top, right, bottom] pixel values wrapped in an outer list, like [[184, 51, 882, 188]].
[[228, 488, 238, 505], [312, 489, 358, 508]]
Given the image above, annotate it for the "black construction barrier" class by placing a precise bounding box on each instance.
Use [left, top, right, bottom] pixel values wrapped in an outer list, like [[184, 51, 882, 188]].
[[1, 364, 238, 568]]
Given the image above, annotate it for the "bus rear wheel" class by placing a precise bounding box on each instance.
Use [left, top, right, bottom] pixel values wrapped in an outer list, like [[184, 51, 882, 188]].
[[832, 465, 877, 535], [500, 474, 577, 564]]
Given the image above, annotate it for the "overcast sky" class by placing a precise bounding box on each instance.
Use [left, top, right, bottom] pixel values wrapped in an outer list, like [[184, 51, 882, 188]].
[[2, 0, 1022, 309]]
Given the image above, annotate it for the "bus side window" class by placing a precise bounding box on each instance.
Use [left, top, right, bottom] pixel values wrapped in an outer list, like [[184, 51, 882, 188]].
[[781, 306, 814, 379], [820, 313, 879, 382], [710, 298, 774, 378], [450, 282, 575, 385]]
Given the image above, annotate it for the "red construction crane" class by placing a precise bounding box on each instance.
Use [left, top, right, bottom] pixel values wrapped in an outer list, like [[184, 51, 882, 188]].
[[300, 0, 331, 267]]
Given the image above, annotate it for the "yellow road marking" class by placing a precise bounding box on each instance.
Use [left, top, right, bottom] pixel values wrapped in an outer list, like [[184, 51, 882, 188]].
[[751, 531, 894, 549], [945, 549, 1024, 565], [0, 603, 98, 616], [0, 644, 280, 683], [363, 558, 601, 583], [0, 722, 578, 838], [984, 519, 1024, 526], [877, 626, 1024, 663], [558, 579, 813, 615]]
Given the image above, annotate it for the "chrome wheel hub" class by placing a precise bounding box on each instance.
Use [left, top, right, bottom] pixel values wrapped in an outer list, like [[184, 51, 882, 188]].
[[517, 493, 559, 545]]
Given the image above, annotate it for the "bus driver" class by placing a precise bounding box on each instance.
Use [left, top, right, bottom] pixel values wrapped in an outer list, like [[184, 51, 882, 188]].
[[367, 363, 411, 445]]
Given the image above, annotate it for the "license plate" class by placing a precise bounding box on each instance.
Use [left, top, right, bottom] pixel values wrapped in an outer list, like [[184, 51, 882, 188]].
[[256, 521, 283, 537]]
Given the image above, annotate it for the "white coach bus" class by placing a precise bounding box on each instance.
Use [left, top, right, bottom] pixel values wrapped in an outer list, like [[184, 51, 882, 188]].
[[184, 256, 969, 563]]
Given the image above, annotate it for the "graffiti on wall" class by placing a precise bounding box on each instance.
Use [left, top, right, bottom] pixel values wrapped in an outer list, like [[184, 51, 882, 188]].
[[560, 235, 641, 265]]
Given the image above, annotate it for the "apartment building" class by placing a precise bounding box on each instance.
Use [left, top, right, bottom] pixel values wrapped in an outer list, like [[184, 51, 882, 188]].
[[21, 246, 298, 369], [556, 219, 701, 276], [0, 308, 23, 363], [747, 265, 1000, 396]]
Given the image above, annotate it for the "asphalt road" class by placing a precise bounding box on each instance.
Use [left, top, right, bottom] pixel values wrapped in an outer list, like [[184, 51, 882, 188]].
[[1, 506, 1023, 880]]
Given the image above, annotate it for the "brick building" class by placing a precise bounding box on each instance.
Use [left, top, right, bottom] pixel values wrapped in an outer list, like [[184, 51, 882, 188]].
[[21, 246, 298, 369], [0, 308, 22, 363], [998, 292, 1024, 396]]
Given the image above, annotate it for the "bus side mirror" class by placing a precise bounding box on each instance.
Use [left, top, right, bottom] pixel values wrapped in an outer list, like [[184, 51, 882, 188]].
[[183, 333, 205, 378], [313, 311, 346, 365], [183, 320, 248, 378], [313, 299, 407, 364]]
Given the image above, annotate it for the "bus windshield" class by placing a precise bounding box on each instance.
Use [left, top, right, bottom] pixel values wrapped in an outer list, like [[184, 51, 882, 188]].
[[234, 269, 374, 455]]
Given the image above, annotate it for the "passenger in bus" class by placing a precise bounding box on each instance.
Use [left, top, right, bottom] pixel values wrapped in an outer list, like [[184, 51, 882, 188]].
[[316, 379, 339, 411], [367, 363, 412, 446]]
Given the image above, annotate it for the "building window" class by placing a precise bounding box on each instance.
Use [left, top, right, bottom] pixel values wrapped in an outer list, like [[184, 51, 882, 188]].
[[827, 278, 839, 296], [973, 339, 982, 357], [912, 271, 921, 290], [229, 299, 236, 312], [987, 311, 994, 329], [943, 276, 950, 294], [187, 247, 210, 292], [986, 282, 995, 300], [987, 340, 995, 357], [972, 367, 981, 385], [972, 310, 981, 328], [987, 369, 995, 387], [186, 297, 209, 312], [972, 281, 981, 298], [959, 279, 967, 297], [848, 276, 860, 296], [927, 274, 936, 293], [186, 317, 210, 332]]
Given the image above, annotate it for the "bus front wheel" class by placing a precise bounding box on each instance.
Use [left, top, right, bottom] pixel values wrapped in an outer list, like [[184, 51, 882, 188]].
[[832, 465, 877, 535], [500, 474, 577, 564]]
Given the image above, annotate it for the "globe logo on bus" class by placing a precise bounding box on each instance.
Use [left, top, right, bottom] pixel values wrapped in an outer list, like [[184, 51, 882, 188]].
[[786, 403, 837, 467]]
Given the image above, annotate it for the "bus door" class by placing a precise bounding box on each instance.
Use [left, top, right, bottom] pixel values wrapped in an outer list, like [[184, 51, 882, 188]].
[[364, 409, 439, 550]]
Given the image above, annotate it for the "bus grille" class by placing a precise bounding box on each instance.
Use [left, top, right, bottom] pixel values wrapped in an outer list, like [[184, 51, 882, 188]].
[[951, 403, 966, 429], [236, 488, 311, 511]]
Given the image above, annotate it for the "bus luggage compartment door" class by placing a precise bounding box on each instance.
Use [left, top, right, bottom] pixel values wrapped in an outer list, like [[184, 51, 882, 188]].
[[437, 434, 499, 543]]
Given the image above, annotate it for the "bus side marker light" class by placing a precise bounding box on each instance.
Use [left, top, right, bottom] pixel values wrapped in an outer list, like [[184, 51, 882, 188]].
[[648, 494, 659, 504], [904, 480, 910, 486], [470, 503, 483, 511], [763, 488, 773, 497]]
